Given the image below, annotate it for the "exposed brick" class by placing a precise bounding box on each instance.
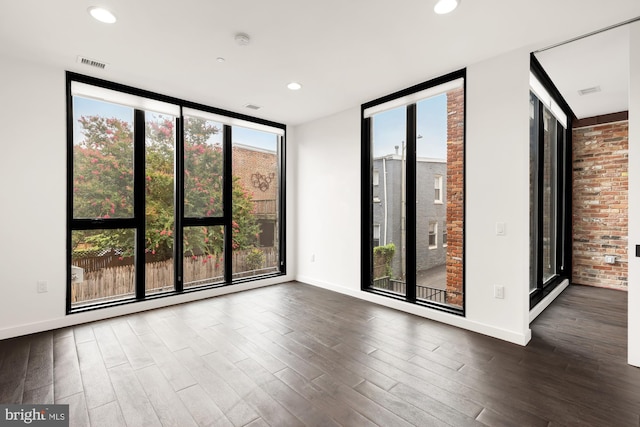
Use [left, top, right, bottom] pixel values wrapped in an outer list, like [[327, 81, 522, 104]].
[[446, 87, 464, 306], [572, 120, 628, 290]]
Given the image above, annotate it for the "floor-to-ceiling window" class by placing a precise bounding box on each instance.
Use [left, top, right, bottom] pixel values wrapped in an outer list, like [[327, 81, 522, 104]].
[[67, 73, 285, 312], [529, 58, 572, 308], [362, 70, 465, 314]]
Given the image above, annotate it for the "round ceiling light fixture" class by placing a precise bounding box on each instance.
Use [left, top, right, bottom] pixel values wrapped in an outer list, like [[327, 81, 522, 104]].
[[434, 0, 460, 15], [88, 6, 117, 23], [287, 82, 302, 91]]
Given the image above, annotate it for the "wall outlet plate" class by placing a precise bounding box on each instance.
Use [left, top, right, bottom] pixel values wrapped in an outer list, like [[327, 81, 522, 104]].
[[37, 280, 48, 293]]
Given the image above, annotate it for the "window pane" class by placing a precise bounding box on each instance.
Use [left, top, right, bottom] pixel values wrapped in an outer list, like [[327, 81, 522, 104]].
[[71, 229, 135, 307], [542, 108, 557, 283], [231, 126, 280, 279], [428, 221, 437, 248], [529, 93, 539, 292], [443, 221, 448, 246], [184, 116, 224, 218], [416, 86, 464, 307], [183, 225, 224, 288], [72, 97, 134, 219], [145, 112, 176, 295], [371, 106, 407, 296]]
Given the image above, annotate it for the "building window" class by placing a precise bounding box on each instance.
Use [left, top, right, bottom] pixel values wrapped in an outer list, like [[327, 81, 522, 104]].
[[373, 169, 380, 186], [434, 175, 443, 203], [373, 224, 381, 247], [529, 59, 571, 309], [362, 69, 465, 313], [428, 221, 437, 248], [443, 221, 448, 246], [67, 73, 285, 312]]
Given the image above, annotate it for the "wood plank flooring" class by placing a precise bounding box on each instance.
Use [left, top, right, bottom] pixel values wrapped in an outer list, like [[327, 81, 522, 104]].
[[0, 282, 638, 426]]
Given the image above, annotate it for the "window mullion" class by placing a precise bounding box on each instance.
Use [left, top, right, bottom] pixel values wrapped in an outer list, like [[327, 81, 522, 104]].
[[223, 125, 233, 284], [556, 125, 565, 274], [175, 113, 184, 292], [536, 102, 545, 292], [361, 117, 373, 291], [134, 109, 146, 300], [278, 134, 287, 273], [406, 104, 417, 303]]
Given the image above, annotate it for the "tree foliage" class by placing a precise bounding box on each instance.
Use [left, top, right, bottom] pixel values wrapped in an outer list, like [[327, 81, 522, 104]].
[[72, 114, 260, 259]]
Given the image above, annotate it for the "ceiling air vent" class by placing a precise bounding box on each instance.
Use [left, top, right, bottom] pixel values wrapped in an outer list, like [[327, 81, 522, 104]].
[[578, 86, 601, 96], [244, 104, 261, 110], [77, 55, 107, 70]]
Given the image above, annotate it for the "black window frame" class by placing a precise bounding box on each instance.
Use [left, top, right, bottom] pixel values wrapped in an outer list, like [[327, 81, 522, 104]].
[[529, 55, 573, 309], [66, 72, 286, 314], [361, 68, 466, 316]]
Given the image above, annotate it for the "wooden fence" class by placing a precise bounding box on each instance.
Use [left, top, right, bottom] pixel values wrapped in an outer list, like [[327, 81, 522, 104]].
[[71, 247, 279, 305]]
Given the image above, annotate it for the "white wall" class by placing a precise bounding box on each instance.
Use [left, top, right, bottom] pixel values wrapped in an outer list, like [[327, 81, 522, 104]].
[[294, 107, 362, 290], [628, 22, 640, 367], [295, 48, 533, 345], [0, 55, 296, 340]]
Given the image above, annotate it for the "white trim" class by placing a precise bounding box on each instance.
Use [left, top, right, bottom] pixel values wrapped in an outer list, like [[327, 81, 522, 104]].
[[183, 107, 285, 136], [0, 276, 291, 340], [529, 72, 567, 128], [71, 81, 180, 117], [364, 78, 464, 118], [298, 277, 532, 346], [71, 82, 284, 136], [529, 279, 570, 323]]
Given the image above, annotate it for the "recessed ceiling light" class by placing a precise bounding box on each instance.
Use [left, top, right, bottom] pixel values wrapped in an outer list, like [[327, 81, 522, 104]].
[[287, 82, 302, 91], [88, 6, 117, 24], [434, 0, 460, 14], [216, 57, 226, 63]]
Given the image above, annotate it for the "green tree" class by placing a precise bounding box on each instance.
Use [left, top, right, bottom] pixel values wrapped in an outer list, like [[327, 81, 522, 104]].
[[73, 116, 134, 219], [72, 114, 260, 259]]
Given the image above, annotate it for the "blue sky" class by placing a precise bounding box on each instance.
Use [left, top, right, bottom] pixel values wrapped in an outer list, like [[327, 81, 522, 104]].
[[372, 93, 447, 159], [73, 96, 277, 151]]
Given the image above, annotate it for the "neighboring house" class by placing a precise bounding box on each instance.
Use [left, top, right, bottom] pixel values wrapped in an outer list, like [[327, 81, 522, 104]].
[[232, 143, 279, 248], [373, 154, 447, 279]]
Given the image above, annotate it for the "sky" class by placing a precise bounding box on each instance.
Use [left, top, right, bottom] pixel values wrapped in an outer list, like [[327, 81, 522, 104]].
[[73, 96, 277, 151], [372, 93, 447, 160]]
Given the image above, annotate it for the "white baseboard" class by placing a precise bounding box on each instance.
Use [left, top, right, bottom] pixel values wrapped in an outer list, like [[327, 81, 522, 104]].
[[297, 275, 531, 346], [529, 279, 570, 323], [0, 275, 292, 340]]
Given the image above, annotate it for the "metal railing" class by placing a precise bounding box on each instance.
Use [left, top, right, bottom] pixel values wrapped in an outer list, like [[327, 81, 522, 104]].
[[372, 276, 447, 303]]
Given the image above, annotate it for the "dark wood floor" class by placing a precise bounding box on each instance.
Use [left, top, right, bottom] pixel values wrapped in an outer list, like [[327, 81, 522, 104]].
[[0, 282, 638, 426]]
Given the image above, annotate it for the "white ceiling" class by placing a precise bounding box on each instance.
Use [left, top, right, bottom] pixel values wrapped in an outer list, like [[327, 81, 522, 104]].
[[536, 24, 631, 119], [1, 0, 639, 125]]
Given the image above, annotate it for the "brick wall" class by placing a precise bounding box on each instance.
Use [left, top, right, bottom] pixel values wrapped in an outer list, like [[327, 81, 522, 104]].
[[572, 120, 628, 290], [446, 87, 464, 306], [232, 144, 278, 203]]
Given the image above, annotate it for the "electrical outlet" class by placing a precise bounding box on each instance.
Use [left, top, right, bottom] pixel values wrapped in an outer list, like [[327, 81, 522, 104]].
[[37, 280, 48, 293], [494, 285, 504, 299], [604, 255, 616, 264]]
